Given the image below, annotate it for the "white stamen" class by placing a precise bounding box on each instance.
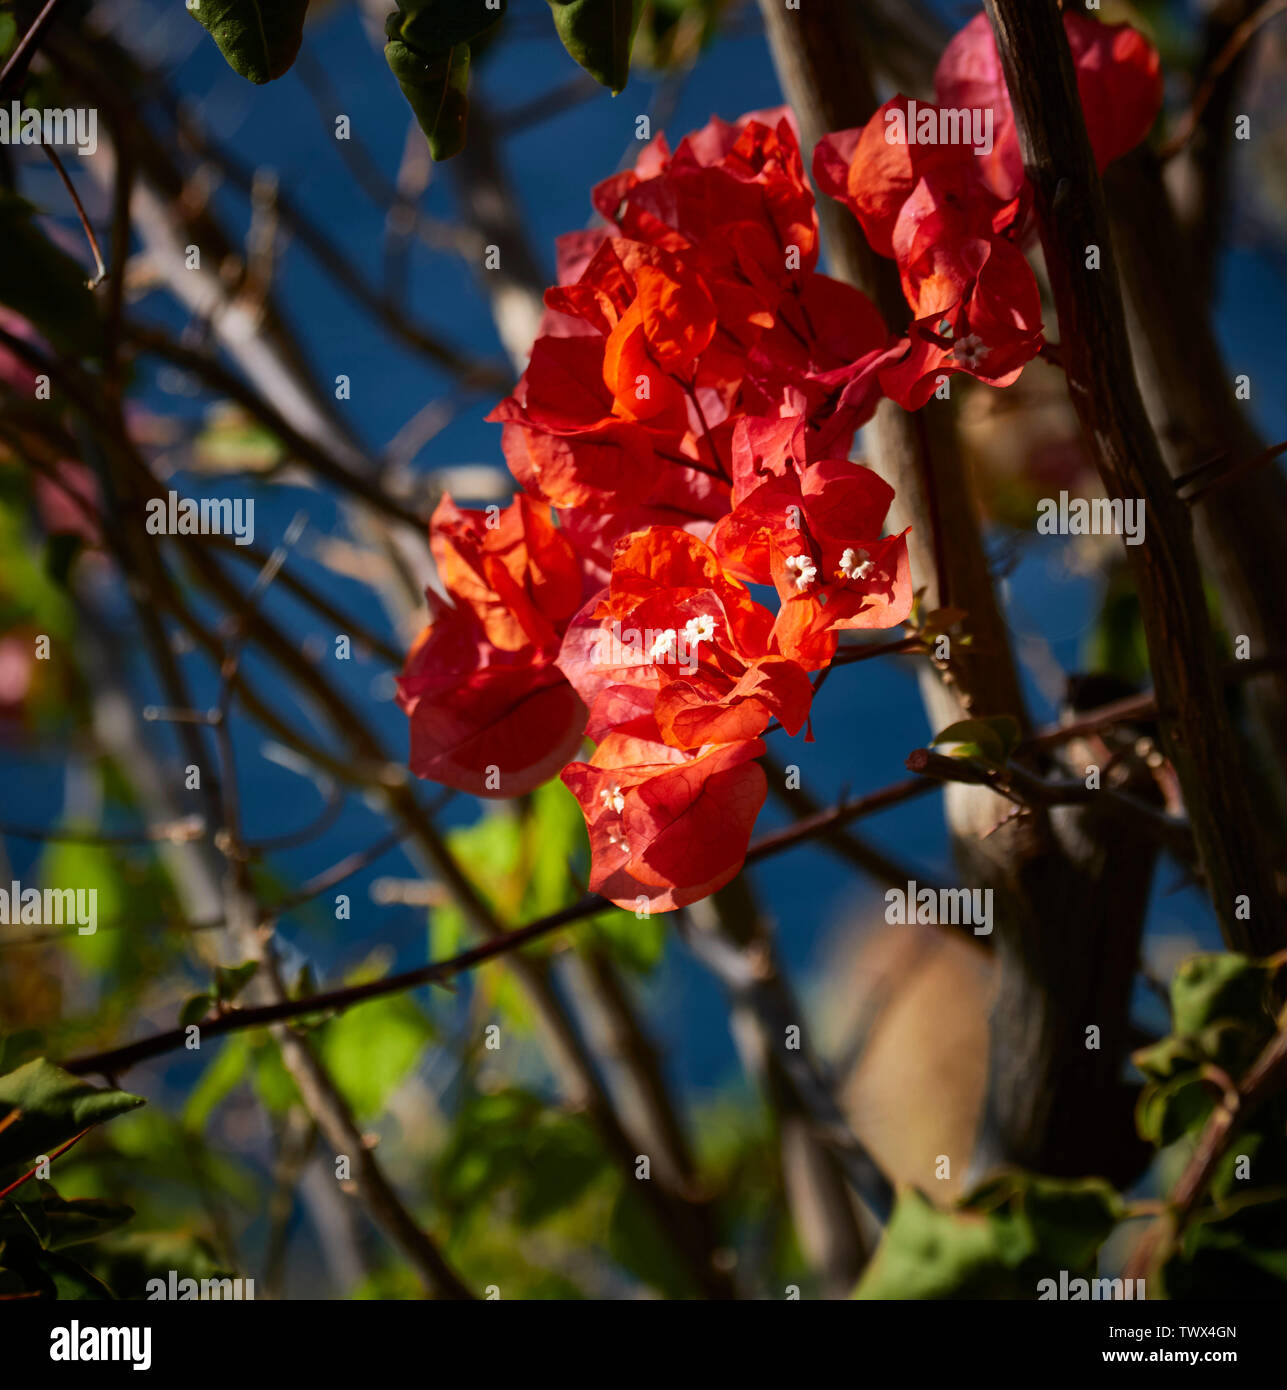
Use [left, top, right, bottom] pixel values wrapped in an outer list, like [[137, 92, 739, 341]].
[[839, 547, 875, 581], [649, 630, 678, 662], [783, 554, 818, 591], [600, 784, 625, 814], [951, 333, 988, 368], [683, 615, 715, 645]]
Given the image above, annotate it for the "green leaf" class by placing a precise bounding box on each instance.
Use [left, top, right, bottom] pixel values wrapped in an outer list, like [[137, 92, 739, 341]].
[[315, 972, 434, 1121], [1160, 1192, 1287, 1298], [385, 38, 470, 160], [2, 1235, 114, 1300], [1135, 1071, 1214, 1147], [607, 1180, 697, 1296], [395, 0, 507, 49], [437, 1088, 606, 1228], [930, 715, 1021, 767], [187, 0, 310, 84], [178, 994, 214, 1028], [81, 1230, 230, 1299], [0, 1060, 144, 1175], [856, 1175, 1122, 1299], [213, 960, 259, 1003], [29, 1195, 135, 1251], [182, 1033, 253, 1132], [1169, 953, 1276, 1040], [547, 0, 641, 93], [0, 195, 103, 358]]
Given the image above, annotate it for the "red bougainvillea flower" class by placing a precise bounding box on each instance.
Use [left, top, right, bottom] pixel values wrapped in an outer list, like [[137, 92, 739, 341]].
[[489, 237, 742, 515], [429, 492, 584, 655], [498, 109, 895, 528], [592, 108, 820, 296], [594, 108, 897, 457], [709, 417, 912, 662], [814, 99, 1013, 263], [398, 594, 587, 798], [557, 529, 801, 913], [399, 494, 590, 797], [934, 11, 1163, 202], [878, 234, 1045, 409], [558, 526, 813, 749], [562, 728, 767, 913], [741, 270, 904, 456], [815, 94, 1044, 405]]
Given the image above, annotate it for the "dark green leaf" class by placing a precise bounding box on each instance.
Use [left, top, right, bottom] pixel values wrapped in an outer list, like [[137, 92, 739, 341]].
[[931, 715, 1021, 767], [0, 1059, 143, 1174], [547, 0, 641, 93], [1169, 953, 1275, 1040], [857, 1174, 1122, 1299], [213, 960, 259, 1003], [178, 994, 213, 1028], [395, 0, 506, 49], [32, 1195, 135, 1251], [385, 38, 471, 161], [187, 0, 310, 84]]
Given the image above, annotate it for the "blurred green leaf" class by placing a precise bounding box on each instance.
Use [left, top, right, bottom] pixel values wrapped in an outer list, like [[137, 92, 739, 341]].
[[315, 962, 434, 1120], [438, 1088, 607, 1228], [856, 1174, 1122, 1300], [213, 961, 259, 1003], [178, 995, 214, 1029], [547, 0, 641, 93], [188, 0, 310, 84], [0, 1059, 143, 1175], [607, 1180, 696, 1296], [931, 715, 1021, 767], [1169, 953, 1276, 1040], [25, 1194, 135, 1251]]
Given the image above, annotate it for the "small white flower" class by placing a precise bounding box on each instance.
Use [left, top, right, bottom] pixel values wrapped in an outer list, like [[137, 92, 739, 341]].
[[600, 784, 625, 815], [683, 615, 716, 645], [839, 547, 875, 581], [783, 554, 818, 591], [951, 333, 988, 368], [649, 629, 678, 662]]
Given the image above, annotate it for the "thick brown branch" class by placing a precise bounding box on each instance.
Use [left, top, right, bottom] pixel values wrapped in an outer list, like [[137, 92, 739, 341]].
[[984, 0, 1285, 954]]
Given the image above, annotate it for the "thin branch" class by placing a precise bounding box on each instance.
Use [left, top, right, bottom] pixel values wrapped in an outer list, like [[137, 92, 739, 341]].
[[1160, 0, 1287, 159], [122, 324, 430, 532], [59, 772, 939, 1079], [0, 0, 68, 98], [40, 143, 105, 286]]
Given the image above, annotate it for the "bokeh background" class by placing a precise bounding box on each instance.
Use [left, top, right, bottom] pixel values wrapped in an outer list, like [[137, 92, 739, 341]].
[[3, 0, 1286, 1297]]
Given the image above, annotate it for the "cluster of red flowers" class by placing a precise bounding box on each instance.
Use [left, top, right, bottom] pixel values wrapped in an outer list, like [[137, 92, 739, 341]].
[[815, 11, 1160, 409], [399, 10, 1162, 913]]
